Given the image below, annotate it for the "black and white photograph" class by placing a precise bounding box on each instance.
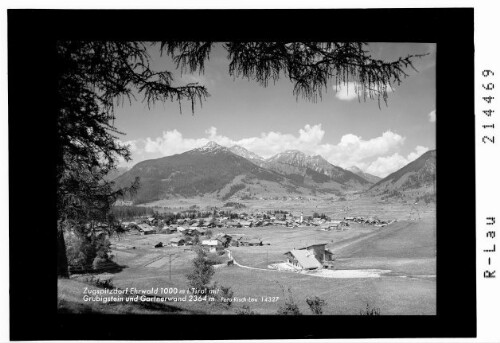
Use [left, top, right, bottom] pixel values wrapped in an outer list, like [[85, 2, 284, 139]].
[[6, 7, 482, 341], [55, 41, 437, 316]]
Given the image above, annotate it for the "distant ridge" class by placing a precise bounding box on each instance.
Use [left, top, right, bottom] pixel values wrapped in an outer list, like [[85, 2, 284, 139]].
[[264, 150, 371, 190], [369, 150, 436, 194], [347, 166, 382, 184], [114, 141, 306, 204], [114, 142, 433, 204], [229, 145, 265, 164]]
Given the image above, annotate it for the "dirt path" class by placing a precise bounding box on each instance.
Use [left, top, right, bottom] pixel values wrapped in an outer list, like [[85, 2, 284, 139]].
[[226, 249, 274, 272]]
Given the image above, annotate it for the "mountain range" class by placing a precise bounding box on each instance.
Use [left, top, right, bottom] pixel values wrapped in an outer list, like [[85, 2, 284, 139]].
[[369, 150, 436, 194], [113, 141, 436, 204]]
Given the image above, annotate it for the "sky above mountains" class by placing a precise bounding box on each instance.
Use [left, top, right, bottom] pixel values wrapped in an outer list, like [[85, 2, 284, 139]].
[[113, 42, 436, 178]]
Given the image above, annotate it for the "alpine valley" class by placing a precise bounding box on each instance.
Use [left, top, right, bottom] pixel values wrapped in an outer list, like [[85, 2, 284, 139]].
[[113, 141, 436, 205]]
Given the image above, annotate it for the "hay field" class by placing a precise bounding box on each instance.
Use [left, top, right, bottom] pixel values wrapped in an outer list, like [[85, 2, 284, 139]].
[[63, 195, 435, 315]]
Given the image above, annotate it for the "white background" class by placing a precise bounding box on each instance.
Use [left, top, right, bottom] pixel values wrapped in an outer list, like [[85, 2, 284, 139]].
[[1, 1, 499, 342]]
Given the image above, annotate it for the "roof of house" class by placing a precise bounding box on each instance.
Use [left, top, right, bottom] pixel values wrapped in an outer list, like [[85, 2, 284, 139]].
[[240, 237, 261, 244], [299, 243, 328, 250], [285, 249, 322, 269], [201, 239, 221, 246], [138, 223, 154, 231], [331, 220, 344, 224]]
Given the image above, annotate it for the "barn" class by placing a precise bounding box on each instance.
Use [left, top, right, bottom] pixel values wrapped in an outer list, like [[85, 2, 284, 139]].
[[201, 239, 224, 253], [137, 223, 155, 235], [170, 238, 186, 246]]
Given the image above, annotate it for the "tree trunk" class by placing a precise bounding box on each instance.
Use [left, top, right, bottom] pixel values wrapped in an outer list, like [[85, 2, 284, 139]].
[[57, 228, 69, 278]]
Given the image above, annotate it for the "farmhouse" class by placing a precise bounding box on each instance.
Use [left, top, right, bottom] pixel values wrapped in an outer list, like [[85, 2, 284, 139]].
[[191, 227, 207, 236], [170, 238, 186, 246], [238, 237, 263, 247], [320, 223, 338, 231], [137, 223, 155, 235], [226, 221, 241, 228], [160, 226, 177, 234], [216, 234, 233, 247], [201, 239, 224, 253], [240, 220, 252, 228], [284, 249, 322, 270], [298, 243, 329, 263]]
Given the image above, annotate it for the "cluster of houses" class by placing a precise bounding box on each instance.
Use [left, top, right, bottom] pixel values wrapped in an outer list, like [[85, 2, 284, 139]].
[[116, 213, 395, 240], [167, 233, 263, 251], [344, 216, 395, 227], [119, 212, 358, 234]]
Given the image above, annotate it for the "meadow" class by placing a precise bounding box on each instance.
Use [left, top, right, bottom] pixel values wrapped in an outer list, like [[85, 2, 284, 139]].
[[59, 196, 436, 315]]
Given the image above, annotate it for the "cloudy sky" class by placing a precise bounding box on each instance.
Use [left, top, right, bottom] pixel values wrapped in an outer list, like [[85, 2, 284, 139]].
[[114, 42, 435, 178]]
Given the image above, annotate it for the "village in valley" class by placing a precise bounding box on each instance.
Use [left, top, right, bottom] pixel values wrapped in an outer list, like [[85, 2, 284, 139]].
[[109, 208, 396, 268], [61, 175, 436, 315]]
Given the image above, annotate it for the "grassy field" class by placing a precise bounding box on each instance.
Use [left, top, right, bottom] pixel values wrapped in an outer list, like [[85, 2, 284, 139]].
[[59, 195, 436, 315], [212, 266, 435, 315]]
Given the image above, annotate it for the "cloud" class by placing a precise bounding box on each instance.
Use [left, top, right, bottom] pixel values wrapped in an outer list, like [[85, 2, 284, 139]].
[[333, 82, 394, 101], [121, 124, 419, 178], [428, 110, 436, 122], [143, 129, 209, 156], [365, 145, 429, 177], [312, 131, 407, 174], [334, 82, 360, 101]]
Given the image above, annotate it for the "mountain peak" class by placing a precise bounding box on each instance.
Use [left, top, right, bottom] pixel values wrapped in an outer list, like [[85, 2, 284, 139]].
[[348, 166, 362, 173], [268, 150, 306, 161], [282, 149, 306, 155], [229, 145, 264, 161], [205, 141, 221, 148], [194, 141, 228, 153]]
